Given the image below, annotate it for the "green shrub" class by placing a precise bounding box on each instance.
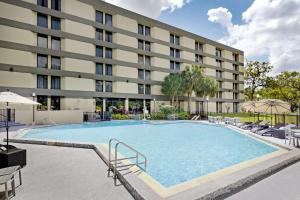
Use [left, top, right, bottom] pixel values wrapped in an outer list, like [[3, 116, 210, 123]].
[[112, 114, 129, 120], [150, 112, 166, 120], [176, 112, 190, 120]]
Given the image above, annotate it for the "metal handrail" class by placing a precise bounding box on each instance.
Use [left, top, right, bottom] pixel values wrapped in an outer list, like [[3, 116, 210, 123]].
[[108, 138, 147, 184]]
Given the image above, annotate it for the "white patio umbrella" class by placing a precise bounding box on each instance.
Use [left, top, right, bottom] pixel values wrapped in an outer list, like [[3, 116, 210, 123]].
[[0, 91, 40, 148], [255, 99, 290, 126], [241, 101, 261, 121]]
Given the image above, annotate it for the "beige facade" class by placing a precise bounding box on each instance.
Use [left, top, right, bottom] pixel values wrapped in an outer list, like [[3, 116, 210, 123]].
[[0, 0, 244, 122]]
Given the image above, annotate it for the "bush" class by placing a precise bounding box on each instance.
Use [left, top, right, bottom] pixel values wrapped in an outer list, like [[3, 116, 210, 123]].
[[175, 112, 190, 120], [159, 105, 176, 116], [112, 114, 129, 120], [150, 112, 166, 120]]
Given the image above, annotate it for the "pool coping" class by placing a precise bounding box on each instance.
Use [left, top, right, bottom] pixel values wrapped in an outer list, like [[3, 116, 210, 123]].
[[4, 122, 300, 200]]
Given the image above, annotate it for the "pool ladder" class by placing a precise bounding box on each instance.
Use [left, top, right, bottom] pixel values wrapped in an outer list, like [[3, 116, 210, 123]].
[[108, 138, 147, 184]]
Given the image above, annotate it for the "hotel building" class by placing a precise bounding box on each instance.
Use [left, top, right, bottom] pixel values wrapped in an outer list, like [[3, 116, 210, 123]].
[[0, 0, 244, 117]]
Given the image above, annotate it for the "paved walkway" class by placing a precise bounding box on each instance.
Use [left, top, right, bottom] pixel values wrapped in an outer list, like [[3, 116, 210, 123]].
[[0, 143, 133, 200]]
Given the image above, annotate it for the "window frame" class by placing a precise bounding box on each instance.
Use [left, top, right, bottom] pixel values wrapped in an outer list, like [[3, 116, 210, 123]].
[[51, 56, 61, 70], [37, 13, 48, 28], [37, 54, 48, 68], [37, 34, 48, 48], [51, 17, 61, 30]]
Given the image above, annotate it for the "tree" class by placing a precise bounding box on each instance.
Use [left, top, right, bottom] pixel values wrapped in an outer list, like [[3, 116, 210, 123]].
[[181, 65, 205, 113], [244, 61, 273, 100], [195, 77, 218, 99], [161, 73, 182, 106]]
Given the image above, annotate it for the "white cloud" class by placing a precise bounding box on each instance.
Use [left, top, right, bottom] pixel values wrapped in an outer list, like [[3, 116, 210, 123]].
[[207, 0, 300, 74], [105, 0, 191, 18]]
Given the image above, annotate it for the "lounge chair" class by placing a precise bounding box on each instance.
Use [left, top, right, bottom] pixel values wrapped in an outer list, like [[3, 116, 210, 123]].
[[251, 124, 270, 133], [256, 123, 287, 136], [0, 166, 22, 186], [0, 173, 15, 200], [240, 120, 263, 129]]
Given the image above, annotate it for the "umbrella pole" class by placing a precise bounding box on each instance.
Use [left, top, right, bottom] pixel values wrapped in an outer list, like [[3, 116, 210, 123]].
[[271, 106, 273, 127], [6, 102, 9, 148]]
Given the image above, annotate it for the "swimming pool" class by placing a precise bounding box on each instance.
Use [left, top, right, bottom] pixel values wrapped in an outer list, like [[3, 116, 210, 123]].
[[23, 121, 279, 188]]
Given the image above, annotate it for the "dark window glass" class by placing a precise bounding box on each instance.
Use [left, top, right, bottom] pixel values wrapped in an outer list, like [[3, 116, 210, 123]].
[[96, 46, 103, 57], [105, 31, 112, 43], [51, 96, 60, 110], [105, 81, 112, 92], [170, 61, 174, 70], [138, 40, 143, 49], [198, 55, 203, 64], [216, 70, 222, 79], [51, 0, 60, 10], [37, 75, 48, 89], [37, 54, 48, 68], [145, 84, 151, 95], [199, 43, 203, 52], [216, 60, 222, 68], [105, 48, 112, 59], [38, 0, 48, 7], [138, 69, 144, 79], [145, 26, 151, 36], [145, 42, 151, 51], [218, 81, 223, 88], [51, 37, 60, 50], [105, 64, 112, 76], [37, 95, 48, 111], [175, 49, 180, 58], [175, 36, 180, 45], [138, 24, 144, 35], [170, 34, 174, 44], [170, 48, 174, 57], [96, 11, 103, 24], [96, 81, 103, 92], [51, 17, 60, 30], [105, 14, 112, 26], [138, 54, 144, 64], [37, 34, 48, 48], [175, 62, 180, 71], [145, 70, 151, 80], [233, 102, 238, 113], [51, 56, 60, 70], [51, 76, 60, 89], [138, 84, 144, 94], [216, 49, 222, 57], [195, 42, 198, 51], [96, 63, 103, 75], [145, 56, 151, 66], [195, 55, 198, 63], [37, 13, 48, 28], [96, 29, 103, 41]]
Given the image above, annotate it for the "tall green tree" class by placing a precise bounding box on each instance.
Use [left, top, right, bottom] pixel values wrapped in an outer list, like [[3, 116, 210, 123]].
[[244, 61, 273, 100], [195, 77, 218, 100], [161, 73, 183, 106]]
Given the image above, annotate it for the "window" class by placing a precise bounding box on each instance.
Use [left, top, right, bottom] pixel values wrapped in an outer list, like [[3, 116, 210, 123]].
[[51, 96, 60, 110], [51, 0, 60, 10], [145, 41, 151, 51], [170, 48, 174, 57], [138, 69, 144, 79], [216, 70, 222, 79], [138, 84, 144, 94], [233, 64, 239, 71], [175, 49, 180, 58], [195, 42, 203, 52], [105, 81, 112, 92], [37, 96, 48, 111], [216, 60, 222, 68], [37, 34, 48, 48], [175, 62, 180, 71], [170, 34, 174, 44], [96, 81, 103, 92], [38, 0, 48, 7], [105, 31, 113, 43], [234, 74, 239, 81], [37, 54, 48, 68], [145, 26, 151, 36], [233, 102, 238, 113], [105, 14, 112, 26], [138, 24, 144, 35], [170, 61, 175, 70], [233, 93, 238, 100], [216, 91, 222, 99], [105, 64, 112, 76], [216, 102, 222, 113], [105, 48, 112, 59], [175, 36, 180, 45], [145, 70, 151, 80], [233, 53, 239, 62], [96, 29, 103, 41], [145, 85, 151, 95], [218, 81, 222, 88], [145, 56, 151, 66], [138, 40, 143, 50], [37, 75, 48, 89], [51, 76, 60, 89], [195, 55, 203, 64], [233, 83, 238, 90], [96, 63, 103, 75], [51, 17, 60, 30], [51, 56, 60, 70], [96, 46, 103, 57], [37, 13, 48, 28], [138, 54, 144, 64], [96, 11, 103, 24], [51, 37, 60, 50], [216, 49, 222, 57]]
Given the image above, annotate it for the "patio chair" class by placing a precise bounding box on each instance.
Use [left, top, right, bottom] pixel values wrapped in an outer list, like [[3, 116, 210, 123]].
[[285, 125, 297, 145], [0, 173, 16, 200], [0, 166, 22, 186], [256, 123, 287, 136], [240, 120, 263, 129]]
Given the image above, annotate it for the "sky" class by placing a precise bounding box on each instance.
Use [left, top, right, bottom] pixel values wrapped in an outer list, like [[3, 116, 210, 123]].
[[105, 0, 300, 74]]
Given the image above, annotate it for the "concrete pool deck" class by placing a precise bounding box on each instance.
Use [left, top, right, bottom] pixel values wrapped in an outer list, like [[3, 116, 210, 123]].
[[1, 123, 300, 200]]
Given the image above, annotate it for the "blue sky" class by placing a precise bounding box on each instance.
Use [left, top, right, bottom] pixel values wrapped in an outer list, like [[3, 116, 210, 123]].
[[159, 0, 254, 41]]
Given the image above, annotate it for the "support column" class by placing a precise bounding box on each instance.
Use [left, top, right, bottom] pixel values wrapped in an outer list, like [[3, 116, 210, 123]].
[[143, 99, 146, 111], [47, 96, 51, 110], [103, 98, 106, 112], [125, 98, 129, 112]]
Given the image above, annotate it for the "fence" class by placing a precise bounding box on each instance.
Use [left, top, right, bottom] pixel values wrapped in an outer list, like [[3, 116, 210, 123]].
[[0, 109, 15, 122]]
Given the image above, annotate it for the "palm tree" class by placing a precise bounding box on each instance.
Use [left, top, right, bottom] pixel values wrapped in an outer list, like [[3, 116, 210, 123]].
[[161, 73, 182, 106], [195, 77, 218, 99], [181, 65, 205, 113]]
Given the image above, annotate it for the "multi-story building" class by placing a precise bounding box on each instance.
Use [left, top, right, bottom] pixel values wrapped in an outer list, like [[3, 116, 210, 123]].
[[0, 0, 244, 116]]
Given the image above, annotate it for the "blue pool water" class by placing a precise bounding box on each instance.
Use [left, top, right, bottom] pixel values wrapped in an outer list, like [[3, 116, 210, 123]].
[[24, 121, 278, 187]]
